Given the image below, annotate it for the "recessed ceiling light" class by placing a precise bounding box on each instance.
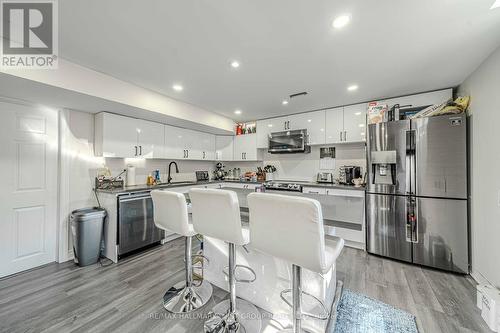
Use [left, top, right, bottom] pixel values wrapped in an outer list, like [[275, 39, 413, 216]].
[[230, 61, 240, 68], [234, 109, 242, 115], [491, 0, 500, 9], [347, 84, 359, 92], [172, 84, 183, 91], [359, 124, 365, 128], [307, 119, 312, 123], [355, 112, 362, 116], [268, 124, 273, 128], [332, 14, 351, 29], [282, 100, 289, 105]]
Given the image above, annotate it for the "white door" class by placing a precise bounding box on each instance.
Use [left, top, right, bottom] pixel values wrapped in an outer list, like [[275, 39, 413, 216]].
[[343, 104, 367, 143], [325, 107, 344, 144], [288, 110, 326, 145], [137, 120, 164, 158], [0, 102, 58, 278], [215, 135, 234, 161]]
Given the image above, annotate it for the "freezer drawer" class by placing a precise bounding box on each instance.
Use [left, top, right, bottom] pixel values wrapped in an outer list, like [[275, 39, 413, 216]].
[[412, 197, 469, 273], [366, 193, 411, 262], [412, 114, 467, 199]]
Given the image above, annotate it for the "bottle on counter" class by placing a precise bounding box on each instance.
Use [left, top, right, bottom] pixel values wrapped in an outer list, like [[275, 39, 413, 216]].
[[147, 174, 154, 186]]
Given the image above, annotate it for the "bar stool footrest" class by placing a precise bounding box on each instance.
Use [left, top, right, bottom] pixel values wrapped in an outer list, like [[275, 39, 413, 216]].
[[280, 289, 330, 320], [223, 264, 257, 283]]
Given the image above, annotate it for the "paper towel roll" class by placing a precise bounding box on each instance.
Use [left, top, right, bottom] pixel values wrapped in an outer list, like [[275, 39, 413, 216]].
[[126, 165, 136, 186]]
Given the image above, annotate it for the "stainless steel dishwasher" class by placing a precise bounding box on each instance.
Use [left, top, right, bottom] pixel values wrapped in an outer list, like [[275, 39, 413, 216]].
[[117, 191, 164, 257]]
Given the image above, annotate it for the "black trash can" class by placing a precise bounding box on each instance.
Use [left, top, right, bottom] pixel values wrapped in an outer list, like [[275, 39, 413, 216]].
[[70, 207, 107, 266]]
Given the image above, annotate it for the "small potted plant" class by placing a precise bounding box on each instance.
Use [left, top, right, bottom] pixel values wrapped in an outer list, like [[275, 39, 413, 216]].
[[263, 165, 276, 181]]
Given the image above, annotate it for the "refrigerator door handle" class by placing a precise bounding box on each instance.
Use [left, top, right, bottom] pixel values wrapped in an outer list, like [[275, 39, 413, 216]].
[[405, 197, 412, 242], [412, 199, 418, 243], [405, 130, 416, 195]]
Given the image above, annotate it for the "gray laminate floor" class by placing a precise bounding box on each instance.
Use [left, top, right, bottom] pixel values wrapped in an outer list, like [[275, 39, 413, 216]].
[[0, 238, 491, 333]]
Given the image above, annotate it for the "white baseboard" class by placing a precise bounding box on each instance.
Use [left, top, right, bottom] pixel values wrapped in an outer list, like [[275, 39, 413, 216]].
[[471, 269, 493, 287]]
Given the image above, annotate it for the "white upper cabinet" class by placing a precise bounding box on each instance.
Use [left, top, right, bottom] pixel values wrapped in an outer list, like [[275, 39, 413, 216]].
[[197, 132, 215, 160], [288, 110, 326, 145], [234, 133, 258, 161], [325, 107, 344, 144], [165, 125, 215, 160], [165, 125, 207, 160], [215, 136, 234, 161], [325, 105, 366, 144], [164, 125, 188, 159], [95, 112, 164, 158], [343, 104, 367, 143], [256, 117, 284, 149], [257, 111, 326, 148], [136, 119, 164, 158]]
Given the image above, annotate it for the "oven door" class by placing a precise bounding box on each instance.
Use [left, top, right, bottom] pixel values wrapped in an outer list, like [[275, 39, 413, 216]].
[[118, 192, 164, 256], [268, 129, 308, 153]]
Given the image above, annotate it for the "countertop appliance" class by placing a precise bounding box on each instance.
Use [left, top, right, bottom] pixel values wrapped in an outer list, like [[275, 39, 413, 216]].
[[366, 114, 468, 273], [196, 171, 210, 181], [264, 182, 303, 192], [338, 166, 361, 185], [268, 129, 311, 154], [317, 172, 334, 184], [117, 191, 164, 258]]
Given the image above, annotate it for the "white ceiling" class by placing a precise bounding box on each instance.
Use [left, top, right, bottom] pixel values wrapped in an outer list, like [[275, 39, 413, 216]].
[[59, 0, 500, 122]]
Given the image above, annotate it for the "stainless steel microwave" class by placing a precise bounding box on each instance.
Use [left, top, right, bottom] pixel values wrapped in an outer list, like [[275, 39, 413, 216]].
[[268, 129, 311, 154]]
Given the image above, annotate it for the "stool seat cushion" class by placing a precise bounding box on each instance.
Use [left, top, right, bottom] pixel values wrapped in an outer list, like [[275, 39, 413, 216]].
[[248, 192, 344, 274], [190, 188, 249, 246], [151, 190, 197, 237]]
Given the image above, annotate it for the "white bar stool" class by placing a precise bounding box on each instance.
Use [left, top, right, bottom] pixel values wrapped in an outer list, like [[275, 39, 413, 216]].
[[151, 190, 213, 313], [189, 188, 261, 333], [247, 192, 344, 333]]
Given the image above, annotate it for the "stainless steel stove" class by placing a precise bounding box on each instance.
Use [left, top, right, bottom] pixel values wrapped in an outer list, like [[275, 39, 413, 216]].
[[263, 182, 303, 192]]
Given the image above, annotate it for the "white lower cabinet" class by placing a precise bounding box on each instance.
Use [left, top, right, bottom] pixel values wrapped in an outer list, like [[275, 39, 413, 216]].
[[215, 135, 234, 161], [233, 133, 259, 161], [303, 187, 327, 195]]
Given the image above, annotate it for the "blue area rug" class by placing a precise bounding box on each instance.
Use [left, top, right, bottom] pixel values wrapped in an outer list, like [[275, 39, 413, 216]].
[[333, 289, 418, 333]]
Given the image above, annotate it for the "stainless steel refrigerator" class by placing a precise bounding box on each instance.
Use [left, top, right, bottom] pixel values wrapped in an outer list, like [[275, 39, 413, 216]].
[[366, 113, 469, 273]]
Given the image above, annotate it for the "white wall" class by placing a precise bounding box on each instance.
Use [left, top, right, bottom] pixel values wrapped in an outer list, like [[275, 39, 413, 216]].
[[459, 45, 500, 288]]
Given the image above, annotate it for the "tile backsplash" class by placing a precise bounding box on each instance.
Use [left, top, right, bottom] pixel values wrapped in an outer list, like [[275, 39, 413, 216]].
[[225, 143, 366, 182]]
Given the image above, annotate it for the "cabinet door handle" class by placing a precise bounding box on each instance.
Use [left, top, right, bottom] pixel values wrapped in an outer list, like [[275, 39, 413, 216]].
[[340, 131, 343, 142], [284, 121, 287, 130], [135, 146, 138, 156], [344, 131, 347, 142], [187, 150, 189, 158], [139, 145, 142, 155], [287, 121, 290, 130], [203, 151, 205, 159]]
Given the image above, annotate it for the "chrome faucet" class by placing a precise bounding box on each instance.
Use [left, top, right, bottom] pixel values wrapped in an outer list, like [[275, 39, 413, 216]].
[[167, 161, 179, 184]]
